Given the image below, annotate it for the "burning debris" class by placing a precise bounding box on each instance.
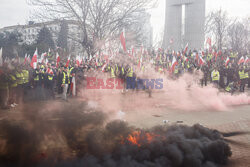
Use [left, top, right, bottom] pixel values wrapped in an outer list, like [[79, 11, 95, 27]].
[[0, 101, 237, 167]]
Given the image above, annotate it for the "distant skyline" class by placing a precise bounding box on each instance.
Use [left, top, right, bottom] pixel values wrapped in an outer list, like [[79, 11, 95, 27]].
[[0, 0, 249, 44]]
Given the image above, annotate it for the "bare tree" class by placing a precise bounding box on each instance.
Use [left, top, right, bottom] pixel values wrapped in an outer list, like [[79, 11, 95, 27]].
[[205, 9, 232, 50], [227, 21, 248, 52], [28, 0, 156, 56]]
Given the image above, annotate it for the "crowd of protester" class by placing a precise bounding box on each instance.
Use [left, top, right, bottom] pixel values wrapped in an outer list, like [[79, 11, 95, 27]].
[[0, 48, 249, 109]]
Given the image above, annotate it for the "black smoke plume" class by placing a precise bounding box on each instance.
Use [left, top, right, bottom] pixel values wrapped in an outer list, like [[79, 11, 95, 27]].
[[0, 101, 234, 167]]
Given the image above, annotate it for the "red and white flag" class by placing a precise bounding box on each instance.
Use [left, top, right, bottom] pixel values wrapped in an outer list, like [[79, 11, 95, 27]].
[[238, 56, 245, 65], [206, 37, 212, 46], [120, 31, 127, 53], [45, 58, 48, 65], [76, 55, 81, 66], [27, 55, 31, 63], [199, 55, 205, 66], [171, 56, 178, 72], [137, 56, 143, 69], [23, 54, 28, 65], [66, 55, 71, 67], [244, 57, 249, 64], [184, 56, 189, 62], [56, 52, 60, 68], [0, 47, 2, 67], [213, 51, 218, 62], [132, 47, 135, 57], [183, 43, 188, 55], [39, 52, 46, 63], [47, 67, 53, 75], [101, 62, 108, 72], [225, 56, 230, 67], [30, 49, 38, 69]]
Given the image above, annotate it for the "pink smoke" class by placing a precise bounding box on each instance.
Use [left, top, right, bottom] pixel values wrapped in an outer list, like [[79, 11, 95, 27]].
[[79, 71, 250, 113]]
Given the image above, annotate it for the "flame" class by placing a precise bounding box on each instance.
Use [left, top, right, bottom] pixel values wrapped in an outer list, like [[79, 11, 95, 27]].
[[124, 131, 159, 147]]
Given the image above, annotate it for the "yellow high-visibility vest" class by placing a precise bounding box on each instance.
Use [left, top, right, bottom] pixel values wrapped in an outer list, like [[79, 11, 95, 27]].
[[34, 70, 39, 81], [111, 67, 116, 78], [212, 71, 220, 81], [15, 72, 24, 85], [122, 67, 125, 75], [22, 70, 29, 84], [10, 74, 17, 88], [62, 71, 70, 84], [239, 70, 245, 80], [127, 67, 133, 77]]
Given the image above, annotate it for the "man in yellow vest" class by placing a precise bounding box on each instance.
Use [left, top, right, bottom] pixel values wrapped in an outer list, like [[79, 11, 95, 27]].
[[126, 64, 135, 90], [61, 66, 70, 101], [45, 63, 55, 99], [225, 82, 237, 95], [110, 63, 116, 79], [238, 65, 246, 92], [33, 64, 44, 100], [211, 67, 220, 88]]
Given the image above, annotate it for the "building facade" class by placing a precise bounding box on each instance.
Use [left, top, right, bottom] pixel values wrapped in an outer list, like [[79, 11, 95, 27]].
[[0, 20, 82, 54], [162, 0, 205, 51]]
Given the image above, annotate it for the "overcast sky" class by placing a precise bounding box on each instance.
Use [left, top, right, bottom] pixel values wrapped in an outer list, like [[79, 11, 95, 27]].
[[0, 0, 249, 42]]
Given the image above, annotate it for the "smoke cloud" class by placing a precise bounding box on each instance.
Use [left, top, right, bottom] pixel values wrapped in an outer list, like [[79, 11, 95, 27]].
[[81, 72, 250, 113], [0, 101, 233, 167]]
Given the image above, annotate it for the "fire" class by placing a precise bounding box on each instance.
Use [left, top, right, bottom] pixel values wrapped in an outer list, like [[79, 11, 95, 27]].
[[125, 131, 159, 147]]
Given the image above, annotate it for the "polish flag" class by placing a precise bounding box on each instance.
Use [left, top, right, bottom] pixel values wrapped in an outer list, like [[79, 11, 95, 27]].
[[214, 52, 218, 62], [23, 54, 28, 65], [47, 67, 53, 75], [27, 55, 31, 63], [238, 56, 245, 65], [195, 52, 199, 62], [101, 62, 108, 72], [30, 49, 38, 69], [206, 37, 212, 46], [120, 31, 127, 53], [137, 56, 143, 69], [56, 52, 60, 68], [89, 54, 93, 61], [171, 56, 178, 72], [244, 57, 249, 64], [184, 56, 189, 62], [225, 56, 230, 67], [80, 56, 84, 65], [132, 47, 135, 57], [66, 55, 71, 67], [199, 56, 205, 66], [45, 58, 48, 65], [183, 43, 188, 55], [39, 53, 46, 63], [76, 55, 81, 66]]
